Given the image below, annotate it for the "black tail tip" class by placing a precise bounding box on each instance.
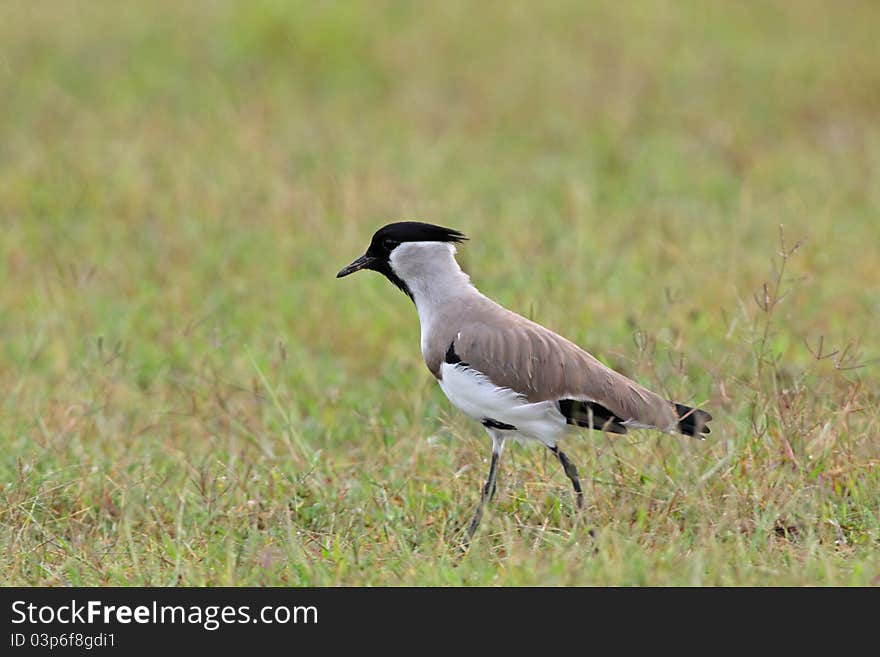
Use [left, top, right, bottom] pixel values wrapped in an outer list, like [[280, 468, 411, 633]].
[[674, 403, 712, 438]]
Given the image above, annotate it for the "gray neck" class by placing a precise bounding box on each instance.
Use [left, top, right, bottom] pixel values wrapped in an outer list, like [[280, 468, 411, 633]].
[[388, 242, 482, 353]]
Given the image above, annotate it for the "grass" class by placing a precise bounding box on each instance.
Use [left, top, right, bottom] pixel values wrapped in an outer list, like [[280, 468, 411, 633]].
[[1, 0, 878, 585]]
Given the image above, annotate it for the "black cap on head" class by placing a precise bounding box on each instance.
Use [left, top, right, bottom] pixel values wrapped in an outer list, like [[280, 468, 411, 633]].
[[336, 221, 467, 298], [368, 221, 467, 249]]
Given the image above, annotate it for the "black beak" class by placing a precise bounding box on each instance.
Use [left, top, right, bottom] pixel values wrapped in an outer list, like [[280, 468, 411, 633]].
[[336, 254, 374, 278]]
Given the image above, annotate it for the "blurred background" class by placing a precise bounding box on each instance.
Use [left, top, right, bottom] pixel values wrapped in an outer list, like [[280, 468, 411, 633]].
[[1, 1, 878, 584]]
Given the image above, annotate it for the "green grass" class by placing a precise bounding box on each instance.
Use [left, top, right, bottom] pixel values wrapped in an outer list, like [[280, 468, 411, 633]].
[[2, 0, 878, 585]]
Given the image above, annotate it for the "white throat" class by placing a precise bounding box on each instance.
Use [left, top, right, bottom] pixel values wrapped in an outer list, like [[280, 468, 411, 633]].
[[388, 242, 478, 355]]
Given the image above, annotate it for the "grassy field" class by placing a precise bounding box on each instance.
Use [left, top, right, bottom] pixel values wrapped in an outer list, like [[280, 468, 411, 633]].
[[2, 0, 878, 586]]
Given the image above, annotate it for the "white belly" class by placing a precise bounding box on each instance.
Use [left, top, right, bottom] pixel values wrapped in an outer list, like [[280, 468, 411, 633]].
[[438, 362, 567, 446]]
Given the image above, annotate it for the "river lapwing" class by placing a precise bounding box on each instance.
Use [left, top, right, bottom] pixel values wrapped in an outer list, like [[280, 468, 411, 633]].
[[337, 221, 711, 538]]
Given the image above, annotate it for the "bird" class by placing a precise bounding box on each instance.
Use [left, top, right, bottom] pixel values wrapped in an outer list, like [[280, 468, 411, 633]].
[[337, 221, 711, 539]]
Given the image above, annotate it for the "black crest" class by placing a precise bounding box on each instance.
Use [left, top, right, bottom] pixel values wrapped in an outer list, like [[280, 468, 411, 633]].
[[368, 222, 467, 253], [362, 222, 467, 299], [338, 221, 467, 301]]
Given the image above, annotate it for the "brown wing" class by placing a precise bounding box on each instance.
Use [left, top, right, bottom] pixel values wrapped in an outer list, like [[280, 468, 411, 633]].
[[450, 317, 680, 432]]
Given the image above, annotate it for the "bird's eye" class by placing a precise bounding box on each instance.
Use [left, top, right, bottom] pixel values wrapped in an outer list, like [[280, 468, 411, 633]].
[[383, 239, 399, 250]]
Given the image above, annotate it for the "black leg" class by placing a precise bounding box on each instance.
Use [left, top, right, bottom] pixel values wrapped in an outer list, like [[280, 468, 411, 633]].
[[550, 445, 583, 509], [466, 434, 505, 539]]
